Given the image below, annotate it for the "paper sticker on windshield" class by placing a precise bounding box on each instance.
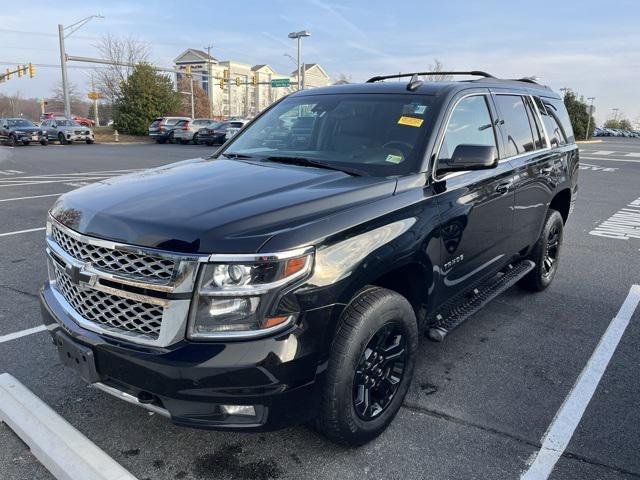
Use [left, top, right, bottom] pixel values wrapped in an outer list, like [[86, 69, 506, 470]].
[[385, 154, 403, 164], [398, 116, 424, 128]]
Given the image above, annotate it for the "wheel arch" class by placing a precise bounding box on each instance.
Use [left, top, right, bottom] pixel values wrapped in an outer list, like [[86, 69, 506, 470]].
[[549, 187, 571, 223]]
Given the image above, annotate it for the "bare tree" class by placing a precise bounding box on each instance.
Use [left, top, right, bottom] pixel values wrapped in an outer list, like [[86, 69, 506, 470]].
[[424, 59, 452, 82], [93, 34, 150, 103], [333, 73, 352, 85], [48, 81, 89, 116]]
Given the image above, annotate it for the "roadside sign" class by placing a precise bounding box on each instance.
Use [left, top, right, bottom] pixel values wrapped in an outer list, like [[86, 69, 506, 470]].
[[271, 78, 290, 88], [87, 92, 100, 100]]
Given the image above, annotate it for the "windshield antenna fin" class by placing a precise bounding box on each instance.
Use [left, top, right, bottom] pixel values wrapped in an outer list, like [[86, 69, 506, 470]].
[[407, 74, 423, 92]]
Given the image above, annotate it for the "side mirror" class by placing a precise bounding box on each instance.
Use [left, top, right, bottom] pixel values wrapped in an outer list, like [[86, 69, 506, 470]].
[[437, 144, 498, 174]]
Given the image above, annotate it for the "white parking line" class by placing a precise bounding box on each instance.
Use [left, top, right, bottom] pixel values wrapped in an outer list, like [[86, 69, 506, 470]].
[[580, 155, 640, 164], [0, 325, 47, 344], [521, 284, 640, 480], [0, 227, 46, 237], [0, 193, 63, 203], [0, 373, 138, 480]]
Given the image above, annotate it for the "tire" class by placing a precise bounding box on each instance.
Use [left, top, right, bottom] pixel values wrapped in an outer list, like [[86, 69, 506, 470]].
[[520, 209, 564, 292], [40, 139, 48, 146], [58, 133, 67, 145], [86, 139, 94, 144], [23, 141, 30, 146], [8, 134, 17, 147], [192, 133, 200, 145], [168, 132, 175, 144], [156, 139, 166, 144], [316, 287, 418, 446]]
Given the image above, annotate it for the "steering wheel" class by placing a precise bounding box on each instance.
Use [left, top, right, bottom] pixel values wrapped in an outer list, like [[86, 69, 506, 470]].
[[382, 141, 413, 158]]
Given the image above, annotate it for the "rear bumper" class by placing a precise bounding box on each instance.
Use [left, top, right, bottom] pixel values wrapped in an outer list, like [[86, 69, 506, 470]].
[[197, 133, 225, 144], [40, 283, 333, 431]]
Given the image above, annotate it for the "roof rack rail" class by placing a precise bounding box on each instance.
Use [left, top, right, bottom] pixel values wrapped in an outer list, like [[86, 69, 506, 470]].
[[366, 71, 495, 83], [511, 76, 540, 84]]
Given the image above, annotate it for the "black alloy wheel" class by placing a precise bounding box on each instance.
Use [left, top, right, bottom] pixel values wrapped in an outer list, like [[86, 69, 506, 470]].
[[542, 224, 561, 278], [353, 322, 407, 420]]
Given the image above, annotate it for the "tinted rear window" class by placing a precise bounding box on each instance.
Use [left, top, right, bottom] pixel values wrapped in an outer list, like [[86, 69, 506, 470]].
[[542, 97, 575, 144], [494, 95, 536, 157]]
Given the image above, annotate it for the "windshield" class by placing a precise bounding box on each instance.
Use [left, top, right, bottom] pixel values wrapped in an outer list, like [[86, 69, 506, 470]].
[[220, 93, 434, 176], [8, 119, 35, 128]]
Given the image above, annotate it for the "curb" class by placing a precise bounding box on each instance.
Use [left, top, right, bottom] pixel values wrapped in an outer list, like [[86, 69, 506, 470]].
[[576, 140, 603, 144]]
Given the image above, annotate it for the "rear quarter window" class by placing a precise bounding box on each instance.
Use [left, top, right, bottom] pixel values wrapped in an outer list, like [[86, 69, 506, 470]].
[[542, 97, 575, 144], [494, 95, 536, 157]]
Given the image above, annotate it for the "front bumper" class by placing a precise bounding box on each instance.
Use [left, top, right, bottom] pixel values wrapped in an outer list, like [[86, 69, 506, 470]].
[[16, 133, 43, 143], [40, 282, 333, 431], [65, 132, 94, 142]]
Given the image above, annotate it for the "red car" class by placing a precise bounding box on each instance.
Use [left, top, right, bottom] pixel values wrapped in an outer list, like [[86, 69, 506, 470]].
[[41, 112, 95, 127]]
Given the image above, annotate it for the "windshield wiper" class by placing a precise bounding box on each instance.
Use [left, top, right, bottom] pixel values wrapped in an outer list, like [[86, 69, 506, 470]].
[[263, 156, 365, 176], [220, 152, 254, 159]]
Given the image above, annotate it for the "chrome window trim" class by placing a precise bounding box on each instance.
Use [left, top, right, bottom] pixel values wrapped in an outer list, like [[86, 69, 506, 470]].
[[207, 246, 314, 263]]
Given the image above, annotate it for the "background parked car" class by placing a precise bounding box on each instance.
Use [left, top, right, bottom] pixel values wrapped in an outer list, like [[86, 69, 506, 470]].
[[197, 120, 247, 146], [0, 117, 47, 146], [40, 118, 95, 145], [148, 116, 190, 144], [172, 118, 216, 144], [41, 112, 95, 127]]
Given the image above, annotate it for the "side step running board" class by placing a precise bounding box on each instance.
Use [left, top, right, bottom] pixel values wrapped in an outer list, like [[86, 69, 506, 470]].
[[427, 260, 535, 342]]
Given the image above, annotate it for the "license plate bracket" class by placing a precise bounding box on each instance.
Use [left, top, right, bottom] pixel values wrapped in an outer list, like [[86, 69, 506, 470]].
[[53, 330, 100, 383]]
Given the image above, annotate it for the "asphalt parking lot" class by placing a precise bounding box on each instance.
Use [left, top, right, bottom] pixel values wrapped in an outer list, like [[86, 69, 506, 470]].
[[0, 139, 639, 480]]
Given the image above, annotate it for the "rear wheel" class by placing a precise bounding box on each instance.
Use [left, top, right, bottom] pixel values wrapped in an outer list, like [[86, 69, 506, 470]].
[[520, 209, 564, 291], [40, 139, 48, 146], [316, 287, 418, 446], [168, 132, 175, 144]]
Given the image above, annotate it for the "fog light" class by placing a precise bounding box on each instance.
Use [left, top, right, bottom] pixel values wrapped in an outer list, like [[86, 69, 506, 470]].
[[221, 405, 256, 417]]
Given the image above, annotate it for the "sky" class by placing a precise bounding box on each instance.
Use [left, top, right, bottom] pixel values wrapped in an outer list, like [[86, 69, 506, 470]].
[[1, 0, 639, 125]]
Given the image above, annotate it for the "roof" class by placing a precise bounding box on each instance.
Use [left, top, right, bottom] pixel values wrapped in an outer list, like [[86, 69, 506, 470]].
[[251, 64, 268, 71], [290, 63, 329, 79], [290, 77, 559, 98], [173, 48, 218, 64]]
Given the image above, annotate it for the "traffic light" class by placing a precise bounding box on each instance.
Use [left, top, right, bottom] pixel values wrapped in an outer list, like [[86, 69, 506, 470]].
[[251, 76, 257, 86], [235, 77, 240, 87], [223, 69, 229, 80], [17, 66, 23, 78], [5, 69, 11, 80], [219, 78, 225, 89]]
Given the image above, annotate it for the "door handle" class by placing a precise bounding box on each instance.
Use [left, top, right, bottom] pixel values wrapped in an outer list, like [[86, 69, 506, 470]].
[[495, 182, 511, 194]]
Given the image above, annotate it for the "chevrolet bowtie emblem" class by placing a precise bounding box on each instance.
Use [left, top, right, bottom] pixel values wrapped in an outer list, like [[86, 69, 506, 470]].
[[65, 264, 94, 287]]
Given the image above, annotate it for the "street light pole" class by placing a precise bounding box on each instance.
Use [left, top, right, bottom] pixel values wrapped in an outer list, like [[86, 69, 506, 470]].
[[288, 30, 310, 91], [58, 15, 104, 119], [585, 97, 596, 140], [58, 24, 71, 118]]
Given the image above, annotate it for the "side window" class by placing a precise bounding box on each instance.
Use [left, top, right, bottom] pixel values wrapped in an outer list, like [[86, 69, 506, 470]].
[[542, 99, 569, 146], [524, 97, 546, 149], [437, 95, 497, 164], [494, 95, 536, 157], [544, 97, 575, 143]]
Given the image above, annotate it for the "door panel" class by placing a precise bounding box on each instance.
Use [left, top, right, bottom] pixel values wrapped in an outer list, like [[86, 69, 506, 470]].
[[430, 92, 515, 304]]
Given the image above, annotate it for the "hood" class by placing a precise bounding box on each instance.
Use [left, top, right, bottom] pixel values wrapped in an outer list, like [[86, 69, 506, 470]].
[[50, 158, 396, 254], [14, 126, 41, 133]]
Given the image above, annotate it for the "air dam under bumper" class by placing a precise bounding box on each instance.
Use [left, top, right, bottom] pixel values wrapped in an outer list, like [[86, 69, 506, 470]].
[[40, 283, 332, 431]]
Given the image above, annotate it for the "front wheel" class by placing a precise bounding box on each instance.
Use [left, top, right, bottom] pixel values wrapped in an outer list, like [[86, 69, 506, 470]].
[[316, 287, 418, 446], [86, 139, 94, 144], [192, 133, 200, 145], [40, 139, 48, 146], [58, 133, 67, 145], [8, 135, 17, 147], [520, 209, 564, 291]]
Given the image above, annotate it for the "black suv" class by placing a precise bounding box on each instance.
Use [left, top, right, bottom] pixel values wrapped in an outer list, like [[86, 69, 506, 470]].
[[0, 117, 47, 146], [40, 71, 578, 446]]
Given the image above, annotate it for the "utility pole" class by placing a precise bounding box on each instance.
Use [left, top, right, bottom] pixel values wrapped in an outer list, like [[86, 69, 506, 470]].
[[245, 73, 249, 117], [204, 44, 214, 118], [58, 15, 104, 119], [228, 75, 232, 118], [585, 97, 596, 140], [190, 76, 195, 119], [612, 108, 620, 121], [58, 24, 71, 118]]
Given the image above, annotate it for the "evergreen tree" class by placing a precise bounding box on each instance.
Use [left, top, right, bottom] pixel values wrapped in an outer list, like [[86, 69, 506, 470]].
[[562, 91, 595, 140], [113, 63, 180, 135]]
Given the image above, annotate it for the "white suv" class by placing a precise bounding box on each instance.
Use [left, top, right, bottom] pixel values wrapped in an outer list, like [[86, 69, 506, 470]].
[[172, 119, 216, 144]]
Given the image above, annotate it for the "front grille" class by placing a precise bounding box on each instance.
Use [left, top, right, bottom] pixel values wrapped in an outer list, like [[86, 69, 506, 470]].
[[74, 130, 81, 134], [54, 268, 163, 339], [51, 224, 176, 283]]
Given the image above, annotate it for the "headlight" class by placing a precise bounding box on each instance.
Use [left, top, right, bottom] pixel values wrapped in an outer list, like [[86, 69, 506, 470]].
[[187, 248, 313, 339]]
